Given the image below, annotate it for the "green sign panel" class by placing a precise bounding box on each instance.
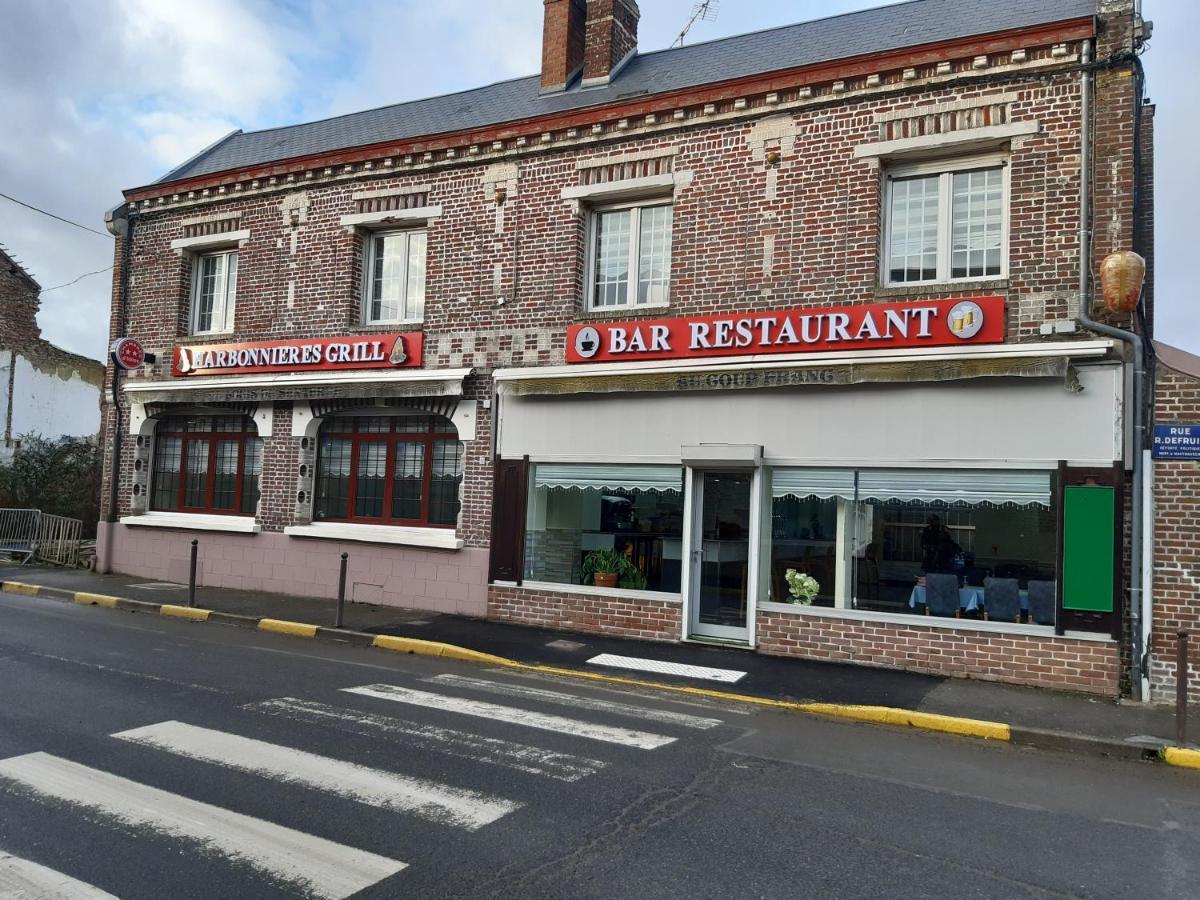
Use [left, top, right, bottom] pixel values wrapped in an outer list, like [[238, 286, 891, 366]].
[[1062, 485, 1115, 613]]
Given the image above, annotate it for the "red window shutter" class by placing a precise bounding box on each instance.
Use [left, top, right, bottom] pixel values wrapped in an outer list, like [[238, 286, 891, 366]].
[[489, 457, 529, 583]]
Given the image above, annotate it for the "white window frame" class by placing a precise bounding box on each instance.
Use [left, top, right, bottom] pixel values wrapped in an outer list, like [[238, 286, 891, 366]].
[[881, 151, 1010, 288], [584, 198, 673, 312], [189, 248, 237, 336], [360, 227, 427, 325]]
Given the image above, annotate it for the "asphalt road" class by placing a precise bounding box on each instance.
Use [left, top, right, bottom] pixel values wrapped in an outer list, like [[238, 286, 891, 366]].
[[0, 592, 1197, 900]]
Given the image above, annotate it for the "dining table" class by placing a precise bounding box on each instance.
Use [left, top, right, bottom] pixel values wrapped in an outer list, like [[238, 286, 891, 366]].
[[908, 585, 1029, 613]]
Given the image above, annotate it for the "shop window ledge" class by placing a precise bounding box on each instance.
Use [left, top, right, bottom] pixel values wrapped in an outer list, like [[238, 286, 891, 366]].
[[120, 512, 261, 534], [285, 522, 464, 550], [756, 600, 1114, 642]]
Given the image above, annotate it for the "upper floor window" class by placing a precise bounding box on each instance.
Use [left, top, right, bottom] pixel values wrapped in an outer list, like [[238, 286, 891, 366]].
[[151, 414, 261, 516], [191, 249, 237, 335], [363, 229, 427, 324], [884, 157, 1007, 286], [587, 201, 672, 310], [314, 413, 463, 528]]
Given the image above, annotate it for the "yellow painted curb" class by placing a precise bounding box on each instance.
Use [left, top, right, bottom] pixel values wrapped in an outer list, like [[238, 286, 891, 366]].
[[160, 604, 211, 622], [1163, 746, 1200, 769], [3, 581, 41, 595], [371, 634, 515, 666], [797, 703, 1011, 741], [74, 592, 120, 608], [512, 663, 1012, 741], [258, 618, 318, 638]]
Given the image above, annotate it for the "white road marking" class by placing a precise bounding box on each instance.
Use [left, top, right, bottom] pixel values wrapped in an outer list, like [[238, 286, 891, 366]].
[[247, 697, 605, 782], [586, 653, 748, 684], [113, 720, 518, 831], [0, 752, 405, 900], [0, 851, 119, 899], [498, 668, 754, 714], [27, 652, 229, 694], [427, 674, 724, 730], [344, 684, 676, 750]]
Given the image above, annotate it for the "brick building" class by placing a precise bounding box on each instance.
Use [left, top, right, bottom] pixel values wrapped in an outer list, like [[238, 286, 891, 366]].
[[99, 0, 1182, 700], [0, 244, 104, 457]]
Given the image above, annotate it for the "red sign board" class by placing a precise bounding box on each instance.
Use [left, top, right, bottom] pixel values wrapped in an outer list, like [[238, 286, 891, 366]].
[[172, 332, 423, 377], [566, 297, 1005, 364], [111, 338, 146, 370]]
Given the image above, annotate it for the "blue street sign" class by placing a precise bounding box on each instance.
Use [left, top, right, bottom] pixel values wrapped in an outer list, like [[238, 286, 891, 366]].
[[1153, 424, 1200, 460]]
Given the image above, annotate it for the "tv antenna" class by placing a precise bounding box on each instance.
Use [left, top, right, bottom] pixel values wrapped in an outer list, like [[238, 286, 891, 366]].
[[673, 0, 720, 48]]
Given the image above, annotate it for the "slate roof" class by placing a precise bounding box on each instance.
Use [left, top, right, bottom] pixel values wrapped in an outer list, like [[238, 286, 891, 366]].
[[158, 0, 1096, 185]]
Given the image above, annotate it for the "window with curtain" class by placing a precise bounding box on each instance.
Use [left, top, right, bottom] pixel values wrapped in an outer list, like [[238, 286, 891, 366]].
[[190, 249, 238, 334], [314, 413, 462, 528], [763, 467, 1058, 625], [587, 201, 673, 310], [524, 464, 684, 592], [768, 469, 854, 606], [885, 158, 1005, 285], [362, 229, 427, 324], [151, 415, 261, 515], [850, 469, 1056, 619]]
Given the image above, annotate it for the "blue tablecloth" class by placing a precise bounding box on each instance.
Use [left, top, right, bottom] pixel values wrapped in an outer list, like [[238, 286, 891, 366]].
[[909, 585, 1028, 613]]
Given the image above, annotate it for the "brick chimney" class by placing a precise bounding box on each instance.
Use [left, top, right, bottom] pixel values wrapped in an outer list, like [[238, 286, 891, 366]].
[[582, 0, 640, 87], [541, 0, 587, 93]]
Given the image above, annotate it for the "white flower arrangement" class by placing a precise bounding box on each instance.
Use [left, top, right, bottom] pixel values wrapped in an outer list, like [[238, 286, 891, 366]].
[[784, 569, 820, 605]]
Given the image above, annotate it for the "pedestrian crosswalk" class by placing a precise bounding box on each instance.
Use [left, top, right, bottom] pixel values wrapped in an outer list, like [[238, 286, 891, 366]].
[[344, 683, 678, 749], [0, 670, 733, 898], [0, 753, 408, 899], [0, 851, 120, 899]]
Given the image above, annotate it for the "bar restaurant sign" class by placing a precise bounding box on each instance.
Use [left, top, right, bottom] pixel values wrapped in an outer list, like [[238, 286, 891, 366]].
[[566, 297, 1004, 364], [172, 332, 423, 377]]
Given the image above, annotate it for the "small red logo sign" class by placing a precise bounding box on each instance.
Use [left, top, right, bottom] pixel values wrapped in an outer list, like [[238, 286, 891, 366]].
[[112, 338, 146, 370]]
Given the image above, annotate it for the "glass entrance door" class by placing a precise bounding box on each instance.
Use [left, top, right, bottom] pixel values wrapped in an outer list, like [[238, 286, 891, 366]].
[[687, 470, 753, 643]]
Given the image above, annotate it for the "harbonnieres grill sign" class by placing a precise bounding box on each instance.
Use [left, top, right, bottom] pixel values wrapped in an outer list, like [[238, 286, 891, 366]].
[[172, 332, 423, 377], [567, 297, 1004, 364]]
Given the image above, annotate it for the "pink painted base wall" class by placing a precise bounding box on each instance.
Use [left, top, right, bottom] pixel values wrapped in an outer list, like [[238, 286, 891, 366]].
[[97, 522, 489, 616]]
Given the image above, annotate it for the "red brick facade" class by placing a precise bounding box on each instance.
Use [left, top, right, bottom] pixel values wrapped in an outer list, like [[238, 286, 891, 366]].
[[100, 2, 1156, 698], [1151, 367, 1200, 704], [489, 585, 681, 642], [758, 607, 1120, 695]]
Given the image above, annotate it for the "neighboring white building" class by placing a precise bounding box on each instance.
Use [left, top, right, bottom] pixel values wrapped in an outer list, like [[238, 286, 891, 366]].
[[0, 244, 104, 460]]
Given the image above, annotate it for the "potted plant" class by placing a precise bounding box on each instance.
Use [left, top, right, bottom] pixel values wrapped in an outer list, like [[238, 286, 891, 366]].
[[580, 548, 644, 589], [784, 568, 820, 605]]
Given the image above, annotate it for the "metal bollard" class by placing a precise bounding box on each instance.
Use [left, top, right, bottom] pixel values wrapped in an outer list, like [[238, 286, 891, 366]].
[[1178, 630, 1190, 748], [187, 539, 198, 608], [335, 552, 349, 629]]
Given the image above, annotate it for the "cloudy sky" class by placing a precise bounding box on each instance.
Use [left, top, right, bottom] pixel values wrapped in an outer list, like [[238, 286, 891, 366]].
[[1, 0, 1194, 361]]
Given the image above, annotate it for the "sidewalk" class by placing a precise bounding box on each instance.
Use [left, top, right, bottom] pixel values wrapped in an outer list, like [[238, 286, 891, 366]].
[[3, 563, 1195, 752]]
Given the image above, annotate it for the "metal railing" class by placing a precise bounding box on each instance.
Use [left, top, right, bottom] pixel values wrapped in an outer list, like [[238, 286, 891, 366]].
[[34, 513, 83, 567], [0, 508, 84, 567], [0, 509, 41, 563]]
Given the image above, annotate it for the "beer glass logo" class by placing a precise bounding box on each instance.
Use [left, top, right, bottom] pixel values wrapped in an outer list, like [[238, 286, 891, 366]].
[[575, 326, 602, 359], [948, 301, 985, 340]]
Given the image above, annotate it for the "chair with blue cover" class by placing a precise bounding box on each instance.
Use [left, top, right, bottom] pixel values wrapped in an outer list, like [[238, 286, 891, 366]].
[[983, 577, 1021, 622], [924, 573, 961, 618], [1027, 580, 1056, 627]]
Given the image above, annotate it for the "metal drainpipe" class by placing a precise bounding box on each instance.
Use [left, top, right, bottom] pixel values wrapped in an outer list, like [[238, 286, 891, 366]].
[[102, 203, 133, 574], [1074, 40, 1149, 700]]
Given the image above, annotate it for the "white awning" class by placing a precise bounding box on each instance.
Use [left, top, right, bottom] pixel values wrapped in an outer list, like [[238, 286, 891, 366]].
[[856, 469, 1052, 507], [771, 468, 856, 500], [533, 464, 683, 493]]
